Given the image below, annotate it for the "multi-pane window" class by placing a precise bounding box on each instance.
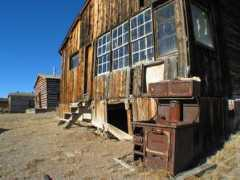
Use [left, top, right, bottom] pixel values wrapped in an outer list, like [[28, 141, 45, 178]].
[[155, 3, 177, 56], [112, 21, 130, 70], [130, 8, 154, 65], [70, 53, 79, 70], [97, 32, 111, 75], [191, 4, 214, 48]]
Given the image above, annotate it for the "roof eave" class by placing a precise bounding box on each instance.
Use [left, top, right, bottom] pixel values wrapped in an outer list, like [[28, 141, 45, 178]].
[[59, 0, 92, 56]]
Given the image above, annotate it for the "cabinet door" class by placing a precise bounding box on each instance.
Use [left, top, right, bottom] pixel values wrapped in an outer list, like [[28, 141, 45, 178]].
[[145, 128, 171, 169]]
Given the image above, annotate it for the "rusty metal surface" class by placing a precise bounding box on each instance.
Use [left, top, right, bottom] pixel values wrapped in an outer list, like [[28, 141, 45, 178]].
[[157, 103, 169, 123], [183, 104, 200, 123], [169, 101, 181, 123], [132, 121, 196, 175], [133, 135, 143, 145], [148, 80, 201, 98], [157, 100, 199, 124], [146, 129, 170, 156], [168, 80, 200, 97], [149, 81, 169, 97]]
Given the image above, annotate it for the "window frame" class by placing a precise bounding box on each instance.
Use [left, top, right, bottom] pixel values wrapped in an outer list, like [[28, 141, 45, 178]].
[[130, 8, 155, 67], [153, 1, 178, 58], [95, 7, 160, 77], [69, 52, 79, 70], [96, 32, 111, 76], [190, 3, 215, 50], [112, 21, 130, 71]]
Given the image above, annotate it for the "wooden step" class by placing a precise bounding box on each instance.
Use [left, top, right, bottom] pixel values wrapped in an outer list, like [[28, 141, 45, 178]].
[[64, 112, 79, 116], [107, 124, 133, 141], [58, 118, 71, 126], [60, 104, 92, 129], [70, 102, 79, 108], [134, 151, 144, 156], [64, 112, 72, 119]]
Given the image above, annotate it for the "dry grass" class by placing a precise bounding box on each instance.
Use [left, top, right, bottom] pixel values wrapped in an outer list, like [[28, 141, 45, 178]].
[[0, 112, 239, 180], [199, 133, 240, 179]]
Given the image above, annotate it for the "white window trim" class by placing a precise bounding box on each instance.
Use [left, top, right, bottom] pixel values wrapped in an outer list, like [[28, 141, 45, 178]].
[[112, 21, 130, 70], [130, 8, 155, 66], [97, 32, 111, 75]]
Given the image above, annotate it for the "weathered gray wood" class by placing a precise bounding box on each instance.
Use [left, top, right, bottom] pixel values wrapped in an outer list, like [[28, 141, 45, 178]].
[[175, 163, 217, 180], [113, 158, 135, 172]]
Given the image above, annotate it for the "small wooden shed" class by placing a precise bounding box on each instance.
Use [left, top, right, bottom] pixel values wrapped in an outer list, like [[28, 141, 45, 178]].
[[34, 74, 60, 111], [0, 98, 8, 113], [8, 93, 35, 113]]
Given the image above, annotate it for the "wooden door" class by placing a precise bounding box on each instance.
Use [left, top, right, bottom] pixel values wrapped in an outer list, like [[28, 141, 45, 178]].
[[73, 67, 78, 102]]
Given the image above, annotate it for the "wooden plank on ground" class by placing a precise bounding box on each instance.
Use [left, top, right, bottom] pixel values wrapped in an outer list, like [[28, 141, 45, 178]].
[[175, 163, 217, 180]]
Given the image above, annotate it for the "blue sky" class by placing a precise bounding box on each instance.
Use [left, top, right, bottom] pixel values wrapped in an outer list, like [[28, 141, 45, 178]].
[[0, 0, 84, 97]]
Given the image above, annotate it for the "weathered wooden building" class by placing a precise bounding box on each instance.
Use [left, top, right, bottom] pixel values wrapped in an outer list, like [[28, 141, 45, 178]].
[[34, 74, 60, 111], [58, 0, 240, 138], [8, 93, 35, 113], [0, 98, 8, 113]]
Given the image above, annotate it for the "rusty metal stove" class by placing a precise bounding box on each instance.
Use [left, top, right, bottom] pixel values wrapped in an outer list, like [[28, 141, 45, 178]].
[[132, 80, 201, 175]]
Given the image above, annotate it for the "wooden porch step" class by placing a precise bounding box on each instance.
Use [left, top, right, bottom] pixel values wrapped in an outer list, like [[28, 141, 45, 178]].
[[70, 102, 80, 108], [64, 112, 79, 116], [58, 118, 71, 126]]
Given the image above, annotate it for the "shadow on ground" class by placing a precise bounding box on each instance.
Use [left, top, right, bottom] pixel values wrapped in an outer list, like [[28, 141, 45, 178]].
[[0, 128, 10, 135]]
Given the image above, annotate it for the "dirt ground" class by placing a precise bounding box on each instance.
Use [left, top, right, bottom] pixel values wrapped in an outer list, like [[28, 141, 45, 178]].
[[0, 112, 239, 180]]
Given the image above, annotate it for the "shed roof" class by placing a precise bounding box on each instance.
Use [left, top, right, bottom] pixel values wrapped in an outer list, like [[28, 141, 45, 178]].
[[59, 0, 91, 55], [0, 98, 8, 102], [34, 74, 61, 88], [8, 92, 34, 97]]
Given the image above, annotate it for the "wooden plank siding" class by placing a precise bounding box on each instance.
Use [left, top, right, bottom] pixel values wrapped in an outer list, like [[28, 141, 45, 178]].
[[218, 0, 240, 98], [0, 98, 8, 112], [35, 76, 48, 109], [184, 0, 224, 97], [47, 78, 60, 109], [8, 94, 35, 113], [59, 0, 190, 127], [34, 75, 60, 110]]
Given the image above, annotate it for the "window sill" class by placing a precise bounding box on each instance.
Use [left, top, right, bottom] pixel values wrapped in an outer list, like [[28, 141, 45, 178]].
[[96, 71, 110, 77]]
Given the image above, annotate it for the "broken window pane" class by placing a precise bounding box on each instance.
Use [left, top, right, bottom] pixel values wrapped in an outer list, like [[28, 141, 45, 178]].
[[155, 3, 177, 56], [191, 4, 214, 48]]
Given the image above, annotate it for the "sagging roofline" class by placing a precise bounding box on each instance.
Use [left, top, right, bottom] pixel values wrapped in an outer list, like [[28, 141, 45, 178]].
[[59, 0, 91, 56]]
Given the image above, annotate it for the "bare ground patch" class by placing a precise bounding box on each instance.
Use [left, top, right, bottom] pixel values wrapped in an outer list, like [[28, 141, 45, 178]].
[[0, 112, 239, 180]]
